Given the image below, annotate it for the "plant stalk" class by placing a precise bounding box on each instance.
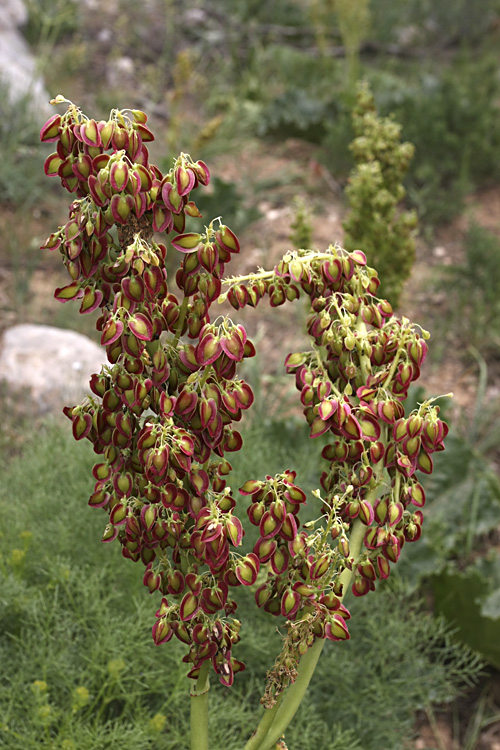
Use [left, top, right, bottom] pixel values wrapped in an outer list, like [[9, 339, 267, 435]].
[[249, 518, 366, 750], [190, 660, 211, 750], [244, 694, 283, 750]]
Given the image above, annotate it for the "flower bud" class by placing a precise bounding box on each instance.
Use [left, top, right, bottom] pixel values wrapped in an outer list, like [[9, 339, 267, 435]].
[[319, 592, 341, 611], [172, 232, 203, 253], [383, 535, 401, 563], [376, 555, 391, 579], [416, 450, 433, 475], [175, 165, 196, 196], [216, 225, 239, 254], [363, 527, 378, 549], [128, 312, 153, 341], [111, 193, 135, 224], [289, 533, 307, 557], [393, 418, 408, 442], [407, 338, 428, 367], [235, 553, 260, 585], [406, 414, 423, 437], [225, 516, 243, 547], [110, 160, 129, 192], [143, 566, 161, 593], [72, 411, 92, 440], [279, 513, 298, 542], [40, 114, 62, 142], [358, 500, 374, 526], [338, 536, 350, 558], [254, 537, 277, 562], [255, 584, 273, 608], [409, 482, 425, 507], [351, 576, 373, 597]]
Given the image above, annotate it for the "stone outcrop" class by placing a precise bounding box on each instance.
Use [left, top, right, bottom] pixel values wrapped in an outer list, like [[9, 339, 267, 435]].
[[0, 0, 51, 113], [0, 324, 105, 414]]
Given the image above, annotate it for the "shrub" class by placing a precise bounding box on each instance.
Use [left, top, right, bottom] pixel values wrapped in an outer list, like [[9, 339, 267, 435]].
[[392, 56, 500, 228], [0, 82, 51, 208], [342, 81, 417, 307], [439, 223, 500, 354]]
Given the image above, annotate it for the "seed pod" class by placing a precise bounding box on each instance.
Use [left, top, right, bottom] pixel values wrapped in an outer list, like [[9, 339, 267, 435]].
[[325, 614, 350, 641]]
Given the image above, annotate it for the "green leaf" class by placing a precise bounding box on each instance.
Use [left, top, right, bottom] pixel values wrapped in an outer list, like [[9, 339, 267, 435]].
[[432, 568, 500, 669]]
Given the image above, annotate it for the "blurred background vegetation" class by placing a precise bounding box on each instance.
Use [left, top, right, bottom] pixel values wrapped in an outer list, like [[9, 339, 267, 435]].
[[2, 0, 500, 748]]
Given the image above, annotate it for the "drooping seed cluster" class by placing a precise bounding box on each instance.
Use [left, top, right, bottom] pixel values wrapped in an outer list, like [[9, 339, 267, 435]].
[[40, 100, 448, 694], [41, 100, 261, 686], [222, 246, 447, 605]]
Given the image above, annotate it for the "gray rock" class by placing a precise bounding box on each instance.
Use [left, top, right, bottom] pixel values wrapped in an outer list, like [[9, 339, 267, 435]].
[[0, 0, 51, 114], [0, 324, 105, 414], [0, 0, 27, 27]]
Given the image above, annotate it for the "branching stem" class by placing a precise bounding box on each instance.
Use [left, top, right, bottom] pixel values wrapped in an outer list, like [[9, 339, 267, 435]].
[[248, 518, 367, 750]]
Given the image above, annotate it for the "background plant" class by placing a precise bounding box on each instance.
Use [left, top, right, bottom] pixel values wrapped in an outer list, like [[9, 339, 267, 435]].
[[400, 357, 500, 671], [0, 81, 51, 208], [311, 0, 371, 85], [342, 81, 417, 307], [290, 197, 313, 251], [212, 3, 500, 232], [0, 421, 483, 750], [438, 223, 500, 355]]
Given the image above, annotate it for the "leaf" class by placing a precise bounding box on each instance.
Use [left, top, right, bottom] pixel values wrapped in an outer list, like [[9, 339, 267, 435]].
[[432, 568, 500, 669]]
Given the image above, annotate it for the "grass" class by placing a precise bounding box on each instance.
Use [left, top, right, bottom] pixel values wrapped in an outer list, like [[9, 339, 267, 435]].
[[438, 223, 500, 355], [0, 414, 483, 750]]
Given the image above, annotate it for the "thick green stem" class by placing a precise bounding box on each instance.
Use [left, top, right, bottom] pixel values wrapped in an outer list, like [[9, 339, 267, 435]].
[[258, 638, 326, 750], [252, 519, 366, 750], [244, 695, 283, 750], [190, 660, 210, 750]]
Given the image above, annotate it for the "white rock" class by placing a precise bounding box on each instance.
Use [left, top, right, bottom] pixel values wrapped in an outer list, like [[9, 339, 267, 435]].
[[0, 324, 106, 414], [0, 0, 27, 27], [0, 0, 51, 114], [106, 55, 135, 88], [433, 246, 447, 259]]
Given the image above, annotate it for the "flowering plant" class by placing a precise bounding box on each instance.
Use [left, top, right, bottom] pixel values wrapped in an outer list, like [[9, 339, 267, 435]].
[[40, 97, 448, 750]]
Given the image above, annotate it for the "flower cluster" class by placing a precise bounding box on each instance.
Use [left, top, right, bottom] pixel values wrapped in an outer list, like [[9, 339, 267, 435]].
[[221, 245, 448, 628], [41, 99, 448, 697], [241, 472, 351, 636], [41, 99, 258, 687]]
